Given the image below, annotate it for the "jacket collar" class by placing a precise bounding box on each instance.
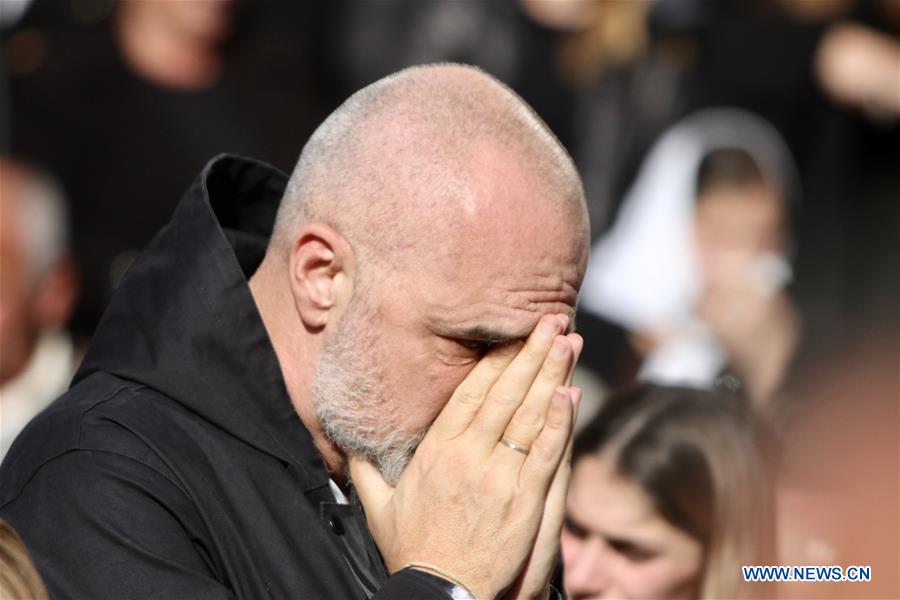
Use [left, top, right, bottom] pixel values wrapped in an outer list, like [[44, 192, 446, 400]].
[[75, 154, 329, 490]]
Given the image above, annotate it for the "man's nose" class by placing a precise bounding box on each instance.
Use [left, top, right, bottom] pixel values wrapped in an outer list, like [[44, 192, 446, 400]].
[[565, 537, 609, 597]]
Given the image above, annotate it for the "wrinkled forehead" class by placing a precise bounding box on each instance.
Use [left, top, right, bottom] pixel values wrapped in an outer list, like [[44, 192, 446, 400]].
[[359, 131, 587, 337], [406, 182, 586, 339]]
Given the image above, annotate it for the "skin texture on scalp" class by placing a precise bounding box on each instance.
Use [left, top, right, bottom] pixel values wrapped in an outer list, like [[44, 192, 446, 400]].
[[272, 63, 587, 271], [250, 63, 589, 483]]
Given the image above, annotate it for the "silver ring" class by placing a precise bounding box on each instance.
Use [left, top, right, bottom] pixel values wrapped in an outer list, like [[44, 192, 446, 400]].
[[499, 438, 529, 456]]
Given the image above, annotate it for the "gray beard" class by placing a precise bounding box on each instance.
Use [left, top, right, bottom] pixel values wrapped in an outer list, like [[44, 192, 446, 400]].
[[311, 299, 425, 486]]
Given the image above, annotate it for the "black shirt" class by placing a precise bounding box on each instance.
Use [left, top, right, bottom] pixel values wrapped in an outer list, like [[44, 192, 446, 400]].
[[0, 155, 455, 599]]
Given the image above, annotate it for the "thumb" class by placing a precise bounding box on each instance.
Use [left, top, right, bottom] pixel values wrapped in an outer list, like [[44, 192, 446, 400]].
[[348, 455, 394, 513]]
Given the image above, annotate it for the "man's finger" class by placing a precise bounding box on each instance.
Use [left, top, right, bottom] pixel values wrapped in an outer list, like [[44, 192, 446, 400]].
[[492, 335, 577, 466], [348, 455, 393, 514], [539, 388, 580, 526], [546, 385, 581, 502], [466, 314, 566, 444], [564, 333, 584, 386], [568, 386, 583, 427], [518, 387, 573, 495], [427, 340, 522, 441]]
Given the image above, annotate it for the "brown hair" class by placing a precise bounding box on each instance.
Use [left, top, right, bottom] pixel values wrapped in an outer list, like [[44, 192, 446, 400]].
[[573, 384, 775, 599], [0, 518, 47, 600], [695, 148, 766, 199]]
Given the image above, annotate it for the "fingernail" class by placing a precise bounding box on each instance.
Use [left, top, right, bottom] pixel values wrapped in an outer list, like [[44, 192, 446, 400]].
[[557, 313, 570, 331], [570, 387, 583, 408], [538, 315, 559, 337], [551, 336, 568, 359], [570, 333, 584, 356]]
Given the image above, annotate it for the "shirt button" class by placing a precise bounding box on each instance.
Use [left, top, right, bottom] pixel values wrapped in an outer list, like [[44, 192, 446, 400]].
[[327, 515, 344, 535]]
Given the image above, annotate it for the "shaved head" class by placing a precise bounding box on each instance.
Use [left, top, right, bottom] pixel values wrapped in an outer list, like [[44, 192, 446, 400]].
[[272, 63, 587, 272]]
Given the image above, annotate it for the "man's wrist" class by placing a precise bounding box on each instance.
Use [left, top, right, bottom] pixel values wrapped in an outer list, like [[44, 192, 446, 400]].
[[403, 562, 478, 599], [378, 567, 473, 599]]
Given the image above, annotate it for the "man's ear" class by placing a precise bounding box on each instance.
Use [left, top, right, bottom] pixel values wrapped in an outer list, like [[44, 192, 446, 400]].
[[287, 224, 355, 331]]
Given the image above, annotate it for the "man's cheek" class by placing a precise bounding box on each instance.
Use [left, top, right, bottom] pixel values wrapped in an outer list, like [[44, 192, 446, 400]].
[[422, 362, 477, 419]]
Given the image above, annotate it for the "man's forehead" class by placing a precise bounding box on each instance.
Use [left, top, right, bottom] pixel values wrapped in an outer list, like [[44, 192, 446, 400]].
[[416, 259, 580, 322]]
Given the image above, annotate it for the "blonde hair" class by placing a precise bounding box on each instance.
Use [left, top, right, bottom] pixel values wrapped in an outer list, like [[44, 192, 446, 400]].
[[0, 519, 48, 600]]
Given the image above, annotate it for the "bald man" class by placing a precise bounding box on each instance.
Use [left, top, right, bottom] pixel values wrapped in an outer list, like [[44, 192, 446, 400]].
[[0, 64, 589, 599]]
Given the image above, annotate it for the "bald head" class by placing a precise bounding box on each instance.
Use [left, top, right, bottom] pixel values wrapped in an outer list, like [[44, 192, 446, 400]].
[[271, 63, 587, 272]]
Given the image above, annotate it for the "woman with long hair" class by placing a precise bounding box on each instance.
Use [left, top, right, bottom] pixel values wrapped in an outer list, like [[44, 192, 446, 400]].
[[562, 384, 774, 599]]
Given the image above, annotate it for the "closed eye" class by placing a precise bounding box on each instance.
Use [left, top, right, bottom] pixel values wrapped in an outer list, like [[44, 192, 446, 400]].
[[455, 339, 496, 354], [607, 538, 658, 562], [563, 516, 589, 540]]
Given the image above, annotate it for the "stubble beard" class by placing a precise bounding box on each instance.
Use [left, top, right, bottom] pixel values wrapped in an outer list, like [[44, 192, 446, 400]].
[[311, 295, 426, 486]]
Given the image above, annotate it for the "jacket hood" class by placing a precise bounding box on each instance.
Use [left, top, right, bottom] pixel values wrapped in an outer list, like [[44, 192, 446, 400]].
[[75, 154, 328, 486]]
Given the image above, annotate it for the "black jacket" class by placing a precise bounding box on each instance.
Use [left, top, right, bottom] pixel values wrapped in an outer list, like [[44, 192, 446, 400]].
[[0, 155, 455, 599]]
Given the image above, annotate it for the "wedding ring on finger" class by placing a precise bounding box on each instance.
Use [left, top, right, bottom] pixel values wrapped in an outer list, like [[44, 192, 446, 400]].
[[499, 437, 530, 456]]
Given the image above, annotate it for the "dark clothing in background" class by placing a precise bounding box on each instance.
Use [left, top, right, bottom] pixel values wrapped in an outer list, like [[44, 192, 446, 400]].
[[0, 155, 453, 599], [684, 4, 900, 350], [8, 5, 334, 339], [328, 0, 577, 156], [573, 310, 641, 390]]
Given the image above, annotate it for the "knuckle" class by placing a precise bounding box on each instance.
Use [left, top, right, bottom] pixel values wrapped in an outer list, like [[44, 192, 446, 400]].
[[489, 390, 521, 407], [521, 341, 549, 363], [479, 468, 512, 499], [511, 405, 543, 429], [453, 388, 483, 407], [450, 439, 477, 467], [549, 351, 571, 371], [545, 407, 569, 429], [529, 437, 559, 462]]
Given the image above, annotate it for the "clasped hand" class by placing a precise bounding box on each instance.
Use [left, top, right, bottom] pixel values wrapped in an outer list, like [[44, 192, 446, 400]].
[[350, 314, 583, 600]]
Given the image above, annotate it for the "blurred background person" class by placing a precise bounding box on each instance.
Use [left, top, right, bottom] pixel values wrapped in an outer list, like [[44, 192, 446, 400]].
[[578, 109, 800, 409], [0, 157, 78, 461], [4, 0, 333, 340], [562, 384, 775, 599], [683, 0, 899, 356]]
